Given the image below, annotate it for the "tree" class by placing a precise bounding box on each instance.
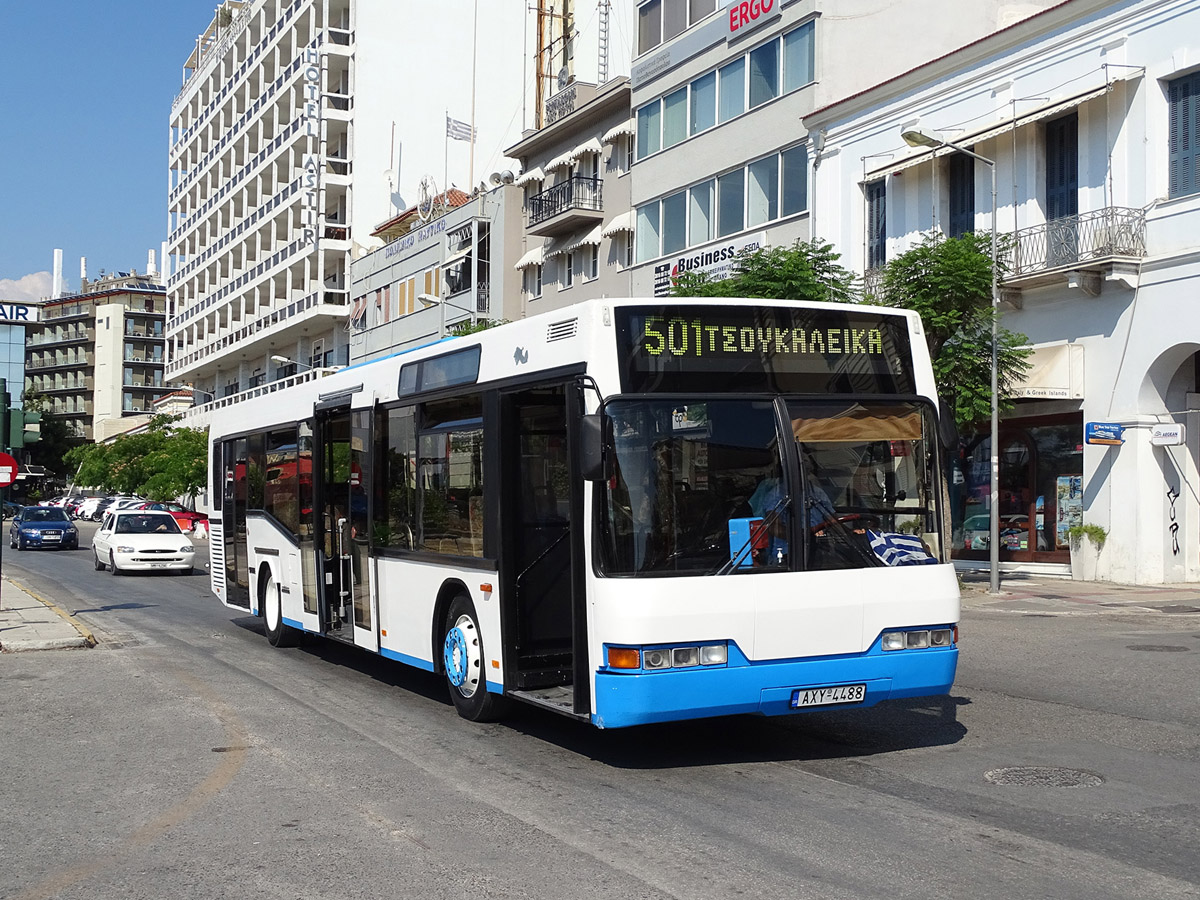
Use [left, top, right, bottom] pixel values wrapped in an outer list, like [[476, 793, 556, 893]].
[[21, 388, 81, 478], [671, 240, 858, 303], [870, 232, 1031, 430], [64, 415, 208, 502]]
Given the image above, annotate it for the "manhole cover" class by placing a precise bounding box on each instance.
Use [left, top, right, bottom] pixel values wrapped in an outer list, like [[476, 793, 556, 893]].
[[985, 766, 1103, 787], [1127, 644, 1190, 652]]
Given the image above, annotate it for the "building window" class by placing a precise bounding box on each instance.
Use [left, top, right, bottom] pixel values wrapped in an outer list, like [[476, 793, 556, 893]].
[[662, 87, 688, 148], [636, 203, 662, 262], [690, 71, 716, 135], [689, 180, 714, 246], [866, 180, 887, 269], [747, 155, 779, 226], [525, 264, 543, 298], [781, 144, 808, 216], [584, 245, 599, 280], [636, 102, 661, 160], [562, 252, 575, 288], [718, 168, 745, 237], [782, 20, 815, 92], [947, 152, 975, 239], [637, 0, 717, 54], [661, 190, 687, 254], [1168, 70, 1200, 199], [748, 39, 779, 109], [718, 57, 745, 123]]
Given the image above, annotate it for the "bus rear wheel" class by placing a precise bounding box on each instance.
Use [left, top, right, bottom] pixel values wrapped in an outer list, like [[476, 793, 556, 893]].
[[442, 594, 508, 722], [263, 572, 298, 648]]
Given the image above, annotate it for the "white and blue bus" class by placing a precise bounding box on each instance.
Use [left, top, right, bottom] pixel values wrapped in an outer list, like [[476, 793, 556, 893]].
[[208, 298, 959, 728]]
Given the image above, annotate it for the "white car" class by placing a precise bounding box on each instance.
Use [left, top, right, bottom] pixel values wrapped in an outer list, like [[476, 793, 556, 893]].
[[92, 509, 196, 575], [76, 496, 106, 520]]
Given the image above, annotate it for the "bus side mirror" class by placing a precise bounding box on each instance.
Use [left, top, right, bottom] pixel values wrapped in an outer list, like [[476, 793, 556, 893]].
[[580, 413, 612, 482], [938, 399, 959, 451]]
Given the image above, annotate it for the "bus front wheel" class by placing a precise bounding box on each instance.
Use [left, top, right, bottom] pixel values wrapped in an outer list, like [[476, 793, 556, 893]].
[[442, 594, 508, 722], [263, 572, 298, 648]]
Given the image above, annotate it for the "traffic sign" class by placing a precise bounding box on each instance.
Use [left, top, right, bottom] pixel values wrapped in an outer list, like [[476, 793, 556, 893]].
[[0, 451, 17, 487]]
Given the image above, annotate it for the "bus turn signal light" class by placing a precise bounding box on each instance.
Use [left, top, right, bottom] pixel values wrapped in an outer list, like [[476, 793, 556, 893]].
[[608, 647, 641, 669]]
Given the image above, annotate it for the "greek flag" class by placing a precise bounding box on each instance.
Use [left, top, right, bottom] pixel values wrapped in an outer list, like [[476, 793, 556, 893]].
[[867, 530, 938, 566], [446, 115, 475, 142]]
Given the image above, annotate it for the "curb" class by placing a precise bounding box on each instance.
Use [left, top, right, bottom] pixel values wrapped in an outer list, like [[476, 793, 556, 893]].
[[8, 577, 97, 649]]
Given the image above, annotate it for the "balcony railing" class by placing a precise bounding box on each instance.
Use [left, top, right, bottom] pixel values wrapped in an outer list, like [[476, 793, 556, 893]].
[[1006, 206, 1146, 278], [528, 176, 603, 227]]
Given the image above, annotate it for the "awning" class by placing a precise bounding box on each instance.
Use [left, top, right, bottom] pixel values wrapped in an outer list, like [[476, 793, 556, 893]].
[[867, 81, 1126, 179], [571, 137, 603, 160], [514, 244, 545, 270], [564, 224, 604, 253], [1012, 342, 1084, 400], [514, 166, 544, 187], [603, 118, 636, 143], [546, 151, 575, 171], [442, 246, 472, 267], [601, 211, 635, 237], [544, 236, 571, 258]]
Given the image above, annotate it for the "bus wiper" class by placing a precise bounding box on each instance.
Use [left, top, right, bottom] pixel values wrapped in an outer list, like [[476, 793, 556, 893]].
[[713, 496, 790, 576]]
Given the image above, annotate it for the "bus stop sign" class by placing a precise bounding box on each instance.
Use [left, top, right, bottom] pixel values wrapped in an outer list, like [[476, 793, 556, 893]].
[[0, 452, 17, 487]]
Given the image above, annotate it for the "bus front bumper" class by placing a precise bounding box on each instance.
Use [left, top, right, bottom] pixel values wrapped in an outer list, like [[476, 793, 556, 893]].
[[591, 645, 958, 729]]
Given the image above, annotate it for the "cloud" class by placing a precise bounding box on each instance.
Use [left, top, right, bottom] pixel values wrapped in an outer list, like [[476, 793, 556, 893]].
[[0, 271, 51, 303]]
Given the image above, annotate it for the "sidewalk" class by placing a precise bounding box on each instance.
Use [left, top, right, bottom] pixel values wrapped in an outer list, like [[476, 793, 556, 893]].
[[0, 577, 95, 652], [960, 569, 1200, 616]]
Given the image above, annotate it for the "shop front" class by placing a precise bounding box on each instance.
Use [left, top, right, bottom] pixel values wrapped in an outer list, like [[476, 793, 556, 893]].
[[950, 412, 1083, 565]]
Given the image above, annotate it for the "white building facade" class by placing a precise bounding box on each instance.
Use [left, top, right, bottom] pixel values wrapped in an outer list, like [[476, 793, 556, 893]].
[[627, 0, 1063, 296], [166, 0, 532, 404], [806, 0, 1200, 583]]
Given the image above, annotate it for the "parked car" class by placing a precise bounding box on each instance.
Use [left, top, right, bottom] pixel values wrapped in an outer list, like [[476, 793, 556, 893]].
[[92, 509, 195, 575], [2, 500, 21, 520], [87, 496, 144, 521], [134, 501, 209, 532], [9, 506, 79, 550], [77, 496, 109, 521]]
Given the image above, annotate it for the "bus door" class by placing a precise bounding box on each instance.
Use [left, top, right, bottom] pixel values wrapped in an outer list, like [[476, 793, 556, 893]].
[[498, 382, 588, 717], [221, 437, 251, 609], [314, 406, 375, 650]]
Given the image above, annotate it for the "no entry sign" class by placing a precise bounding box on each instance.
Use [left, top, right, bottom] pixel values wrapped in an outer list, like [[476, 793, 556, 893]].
[[0, 452, 19, 487]]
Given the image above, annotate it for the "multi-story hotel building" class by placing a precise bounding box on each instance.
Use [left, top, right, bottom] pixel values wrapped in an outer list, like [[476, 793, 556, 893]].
[[166, 0, 528, 405], [26, 271, 167, 442]]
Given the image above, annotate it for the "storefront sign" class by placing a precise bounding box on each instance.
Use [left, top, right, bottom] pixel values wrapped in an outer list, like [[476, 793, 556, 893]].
[[0, 303, 38, 324], [546, 85, 577, 125], [652, 233, 766, 297], [1150, 423, 1186, 446], [1085, 422, 1124, 445], [728, 0, 778, 36]]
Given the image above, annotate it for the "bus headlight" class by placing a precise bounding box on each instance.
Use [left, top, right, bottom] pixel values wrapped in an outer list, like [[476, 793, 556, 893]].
[[700, 644, 728, 665], [643, 648, 672, 669], [881, 631, 906, 651], [906, 630, 930, 649], [930, 628, 954, 647], [882, 628, 956, 651], [672, 647, 699, 668]]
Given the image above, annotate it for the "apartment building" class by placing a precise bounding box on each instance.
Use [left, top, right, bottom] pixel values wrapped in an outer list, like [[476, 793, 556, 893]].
[[806, 0, 1200, 584], [626, 0, 1062, 296], [507, 77, 635, 314], [26, 271, 167, 442], [165, 0, 527, 405]]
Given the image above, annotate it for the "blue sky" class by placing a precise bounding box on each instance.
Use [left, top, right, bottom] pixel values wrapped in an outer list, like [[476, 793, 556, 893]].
[[0, 1, 214, 300]]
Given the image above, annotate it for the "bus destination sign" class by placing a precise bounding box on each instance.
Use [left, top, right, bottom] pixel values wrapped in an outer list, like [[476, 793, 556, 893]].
[[616, 305, 915, 395]]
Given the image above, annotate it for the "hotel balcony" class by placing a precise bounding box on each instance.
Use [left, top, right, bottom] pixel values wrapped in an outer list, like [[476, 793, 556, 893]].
[[527, 176, 604, 237], [1002, 206, 1147, 295]]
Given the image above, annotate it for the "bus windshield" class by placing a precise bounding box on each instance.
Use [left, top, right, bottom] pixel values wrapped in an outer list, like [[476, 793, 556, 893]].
[[597, 398, 942, 576]]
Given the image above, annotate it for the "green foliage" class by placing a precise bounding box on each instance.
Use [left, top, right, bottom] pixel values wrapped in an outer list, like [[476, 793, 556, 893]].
[[872, 232, 1032, 431], [64, 415, 208, 501], [671, 240, 858, 304], [1067, 522, 1107, 551], [449, 318, 510, 337], [21, 388, 80, 476]]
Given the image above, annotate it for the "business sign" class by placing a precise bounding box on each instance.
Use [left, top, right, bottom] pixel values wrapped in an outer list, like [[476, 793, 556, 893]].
[[727, 0, 779, 37], [1150, 423, 1186, 446], [652, 232, 766, 297], [0, 303, 39, 324], [1085, 422, 1124, 445]]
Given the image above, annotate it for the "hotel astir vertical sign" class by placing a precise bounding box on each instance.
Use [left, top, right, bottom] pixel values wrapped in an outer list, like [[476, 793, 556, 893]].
[[302, 45, 322, 246]]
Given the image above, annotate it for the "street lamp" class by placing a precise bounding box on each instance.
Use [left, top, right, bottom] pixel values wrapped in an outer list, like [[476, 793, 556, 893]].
[[417, 293, 476, 338], [902, 126, 1002, 595], [270, 354, 312, 371]]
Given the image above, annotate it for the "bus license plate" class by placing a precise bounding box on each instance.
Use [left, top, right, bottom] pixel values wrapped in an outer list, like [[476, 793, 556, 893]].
[[790, 684, 866, 708]]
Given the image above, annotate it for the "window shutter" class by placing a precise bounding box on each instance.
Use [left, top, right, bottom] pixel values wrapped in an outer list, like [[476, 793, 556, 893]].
[[1168, 71, 1200, 199]]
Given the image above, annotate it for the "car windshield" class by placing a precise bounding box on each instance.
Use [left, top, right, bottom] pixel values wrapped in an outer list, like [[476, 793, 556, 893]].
[[24, 509, 70, 523], [116, 514, 182, 535]]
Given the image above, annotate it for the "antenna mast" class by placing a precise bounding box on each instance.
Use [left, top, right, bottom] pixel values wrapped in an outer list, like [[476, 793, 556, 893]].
[[598, 0, 610, 83]]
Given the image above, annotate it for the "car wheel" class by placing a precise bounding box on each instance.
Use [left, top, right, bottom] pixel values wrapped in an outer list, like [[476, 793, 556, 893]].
[[93, 548, 105, 571], [442, 594, 509, 722], [262, 572, 298, 647], [16, 537, 25, 551], [109, 552, 121, 576]]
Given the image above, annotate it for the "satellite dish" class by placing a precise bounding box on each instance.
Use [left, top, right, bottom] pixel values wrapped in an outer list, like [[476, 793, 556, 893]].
[[557, 66, 570, 91], [417, 175, 438, 221]]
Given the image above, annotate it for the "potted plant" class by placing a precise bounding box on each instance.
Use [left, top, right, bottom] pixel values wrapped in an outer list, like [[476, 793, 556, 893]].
[[1067, 523, 1107, 581]]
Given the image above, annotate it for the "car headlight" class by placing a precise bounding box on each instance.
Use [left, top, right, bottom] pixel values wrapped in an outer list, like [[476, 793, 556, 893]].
[[179, 545, 194, 553], [116, 545, 135, 553]]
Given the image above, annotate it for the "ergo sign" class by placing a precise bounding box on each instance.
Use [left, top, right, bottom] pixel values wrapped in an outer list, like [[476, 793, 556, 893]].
[[728, 0, 775, 34]]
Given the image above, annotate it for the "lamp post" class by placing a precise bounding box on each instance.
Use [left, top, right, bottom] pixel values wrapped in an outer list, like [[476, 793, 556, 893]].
[[901, 126, 1001, 595], [417, 293, 477, 338], [270, 354, 312, 372]]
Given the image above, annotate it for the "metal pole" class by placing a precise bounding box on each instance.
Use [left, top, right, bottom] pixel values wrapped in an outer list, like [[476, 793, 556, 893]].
[[988, 162, 1000, 595]]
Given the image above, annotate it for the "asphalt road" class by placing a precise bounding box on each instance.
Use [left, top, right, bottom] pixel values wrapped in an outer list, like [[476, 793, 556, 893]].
[[2, 521, 1198, 900]]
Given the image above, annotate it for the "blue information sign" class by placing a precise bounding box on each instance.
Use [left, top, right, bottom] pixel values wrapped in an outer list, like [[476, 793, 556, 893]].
[[1085, 422, 1124, 445]]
